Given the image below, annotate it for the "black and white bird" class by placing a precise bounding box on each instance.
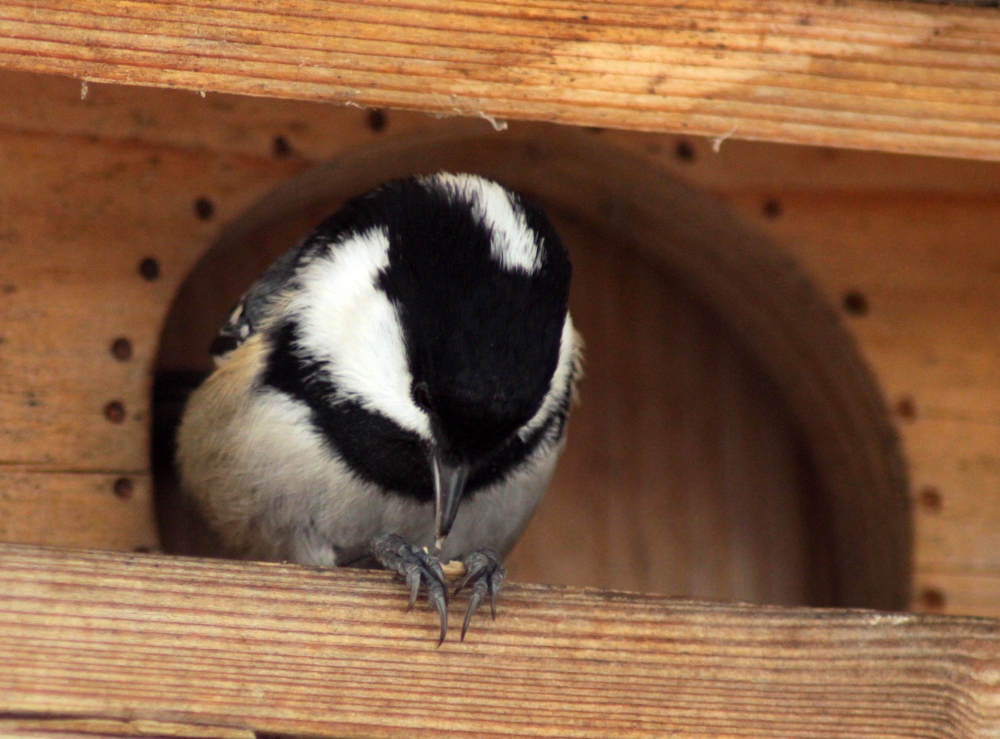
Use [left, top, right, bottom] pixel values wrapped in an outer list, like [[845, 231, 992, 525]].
[[176, 173, 581, 643]]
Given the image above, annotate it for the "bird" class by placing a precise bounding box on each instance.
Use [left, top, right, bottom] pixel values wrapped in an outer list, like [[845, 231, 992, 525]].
[[176, 172, 581, 643]]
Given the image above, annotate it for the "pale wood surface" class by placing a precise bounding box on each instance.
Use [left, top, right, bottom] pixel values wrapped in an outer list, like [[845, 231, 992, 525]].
[[919, 568, 1000, 619], [2, 1, 1000, 161], [0, 472, 157, 552], [1, 544, 998, 739], [2, 70, 1000, 614], [731, 192, 1000, 426]]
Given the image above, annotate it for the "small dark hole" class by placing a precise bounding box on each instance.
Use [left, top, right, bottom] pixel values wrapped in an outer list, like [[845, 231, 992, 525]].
[[367, 109, 387, 133], [762, 198, 783, 218], [918, 486, 942, 513], [894, 395, 917, 421], [194, 197, 215, 221], [104, 400, 127, 424], [674, 140, 696, 162], [918, 587, 946, 611], [842, 290, 869, 317], [114, 477, 135, 500], [111, 337, 133, 362], [134, 546, 152, 554], [138, 258, 160, 281], [272, 135, 293, 158]]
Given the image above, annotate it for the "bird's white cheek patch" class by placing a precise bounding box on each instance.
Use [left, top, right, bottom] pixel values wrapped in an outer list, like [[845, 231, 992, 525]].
[[293, 227, 432, 439]]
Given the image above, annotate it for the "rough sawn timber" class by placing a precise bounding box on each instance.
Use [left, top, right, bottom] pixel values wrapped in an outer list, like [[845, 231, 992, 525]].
[[0, 0, 999, 161], [0, 544, 998, 738]]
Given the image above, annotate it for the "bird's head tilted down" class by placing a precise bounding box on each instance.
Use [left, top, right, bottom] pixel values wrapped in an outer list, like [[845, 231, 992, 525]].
[[205, 173, 581, 556]]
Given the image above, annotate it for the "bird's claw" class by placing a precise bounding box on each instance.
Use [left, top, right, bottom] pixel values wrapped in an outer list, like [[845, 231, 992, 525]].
[[453, 548, 506, 641], [371, 533, 449, 645]]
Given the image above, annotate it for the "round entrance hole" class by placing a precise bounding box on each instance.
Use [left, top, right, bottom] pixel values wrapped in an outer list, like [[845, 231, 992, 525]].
[[154, 128, 910, 610]]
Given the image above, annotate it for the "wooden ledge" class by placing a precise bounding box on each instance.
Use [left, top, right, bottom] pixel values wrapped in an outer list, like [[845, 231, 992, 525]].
[[0, 544, 998, 738], [0, 1, 999, 161]]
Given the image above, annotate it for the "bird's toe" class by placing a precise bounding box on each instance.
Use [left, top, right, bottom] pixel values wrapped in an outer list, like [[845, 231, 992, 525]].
[[454, 548, 506, 641], [372, 533, 450, 644]]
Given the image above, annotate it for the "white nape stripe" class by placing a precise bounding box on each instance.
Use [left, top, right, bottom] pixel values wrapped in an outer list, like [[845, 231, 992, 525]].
[[425, 173, 542, 274], [291, 227, 432, 440], [518, 314, 578, 442]]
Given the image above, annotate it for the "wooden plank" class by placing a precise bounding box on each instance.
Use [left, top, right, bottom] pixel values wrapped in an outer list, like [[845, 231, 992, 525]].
[[917, 567, 1000, 620], [905, 419, 1000, 573], [6, 69, 1000, 197], [606, 128, 1000, 195], [0, 2, 1000, 161], [723, 192, 1000, 426], [0, 717, 254, 739], [0, 473, 157, 552], [1, 544, 998, 739], [0, 125, 304, 471]]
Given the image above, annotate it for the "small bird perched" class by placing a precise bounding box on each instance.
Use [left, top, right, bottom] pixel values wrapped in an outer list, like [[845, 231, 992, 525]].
[[176, 173, 581, 643]]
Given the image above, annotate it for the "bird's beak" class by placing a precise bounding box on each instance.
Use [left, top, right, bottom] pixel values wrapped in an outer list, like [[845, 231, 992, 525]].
[[431, 453, 469, 550]]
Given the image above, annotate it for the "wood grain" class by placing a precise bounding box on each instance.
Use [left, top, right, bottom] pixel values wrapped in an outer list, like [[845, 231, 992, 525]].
[[0, 117, 305, 472], [0, 472, 157, 552], [4, 69, 1000, 196], [727, 191, 1000, 426], [1, 1, 1000, 161], [1, 544, 998, 739], [918, 568, 1000, 619], [905, 419, 1000, 572]]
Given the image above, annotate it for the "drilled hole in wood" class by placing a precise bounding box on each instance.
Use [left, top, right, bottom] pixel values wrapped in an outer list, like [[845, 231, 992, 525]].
[[104, 400, 126, 424], [894, 395, 917, 421], [194, 197, 215, 221], [138, 258, 160, 281], [842, 290, 869, 317], [918, 486, 942, 513], [919, 587, 946, 611], [110, 337, 133, 362], [113, 477, 134, 499], [272, 135, 293, 159], [762, 198, 783, 219], [367, 109, 387, 133], [675, 140, 696, 162]]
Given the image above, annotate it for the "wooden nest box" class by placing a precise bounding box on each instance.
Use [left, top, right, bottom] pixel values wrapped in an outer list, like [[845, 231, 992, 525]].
[[2, 2, 1000, 737]]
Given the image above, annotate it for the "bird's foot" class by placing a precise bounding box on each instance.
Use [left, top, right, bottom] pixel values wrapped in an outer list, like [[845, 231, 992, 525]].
[[371, 533, 449, 645], [453, 548, 506, 641]]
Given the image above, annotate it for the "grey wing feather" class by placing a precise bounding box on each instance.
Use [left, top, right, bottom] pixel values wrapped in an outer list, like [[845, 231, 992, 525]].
[[210, 240, 313, 359]]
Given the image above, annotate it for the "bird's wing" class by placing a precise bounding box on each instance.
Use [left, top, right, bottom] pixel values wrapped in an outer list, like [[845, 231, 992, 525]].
[[209, 241, 310, 360]]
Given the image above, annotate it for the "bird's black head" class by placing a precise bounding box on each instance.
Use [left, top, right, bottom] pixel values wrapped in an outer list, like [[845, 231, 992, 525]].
[[264, 173, 575, 533], [382, 176, 571, 460]]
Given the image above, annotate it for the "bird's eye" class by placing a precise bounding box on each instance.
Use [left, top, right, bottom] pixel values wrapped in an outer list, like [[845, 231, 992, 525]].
[[413, 382, 432, 412]]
